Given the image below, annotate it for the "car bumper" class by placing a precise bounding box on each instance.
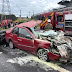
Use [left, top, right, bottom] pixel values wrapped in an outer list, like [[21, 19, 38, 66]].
[[48, 52, 69, 62]]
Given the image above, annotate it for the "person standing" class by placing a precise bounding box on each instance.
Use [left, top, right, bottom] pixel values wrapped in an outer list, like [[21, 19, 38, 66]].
[[4, 22, 7, 29], [8, 23, 11, 28], [0, 23, 1, 29], [11, 22, 13, 27]]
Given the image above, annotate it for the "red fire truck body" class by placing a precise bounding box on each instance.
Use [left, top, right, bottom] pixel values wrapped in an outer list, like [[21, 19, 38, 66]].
[[40, 10, 72, 35], [41, 12, 55, 28]]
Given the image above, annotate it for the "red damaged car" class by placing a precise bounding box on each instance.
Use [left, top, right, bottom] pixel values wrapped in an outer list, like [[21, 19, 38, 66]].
[[5, 20, 69, 62]]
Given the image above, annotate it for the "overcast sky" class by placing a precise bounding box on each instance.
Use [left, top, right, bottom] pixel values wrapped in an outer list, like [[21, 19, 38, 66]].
[[0, 0, 69, 17]]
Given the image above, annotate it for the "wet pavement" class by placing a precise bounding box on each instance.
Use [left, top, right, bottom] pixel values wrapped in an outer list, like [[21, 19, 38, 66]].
[[0, 45, 72, 72]]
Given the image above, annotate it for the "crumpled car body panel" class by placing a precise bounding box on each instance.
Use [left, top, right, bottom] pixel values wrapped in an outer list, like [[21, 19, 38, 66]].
[[37, 30, 72, 62], [48, 52, 61, 61]]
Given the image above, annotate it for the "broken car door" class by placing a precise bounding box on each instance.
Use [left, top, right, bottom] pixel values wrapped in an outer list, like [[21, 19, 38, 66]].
[[18, 28, 34, 51], [10, 27, 19, 47]]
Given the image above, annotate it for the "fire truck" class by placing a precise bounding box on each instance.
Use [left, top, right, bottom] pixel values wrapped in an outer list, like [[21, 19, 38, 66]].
[[40, 7, 72, 35]]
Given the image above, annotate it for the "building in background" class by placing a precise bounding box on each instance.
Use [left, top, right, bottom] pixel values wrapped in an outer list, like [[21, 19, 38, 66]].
[[0, 14, 17, 22]]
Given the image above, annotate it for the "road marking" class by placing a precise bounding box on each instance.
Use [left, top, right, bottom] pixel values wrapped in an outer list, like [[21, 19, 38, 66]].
[[34, 57, 70, 72], [7, 55, 70, 72], [0, 52, 2, 55]]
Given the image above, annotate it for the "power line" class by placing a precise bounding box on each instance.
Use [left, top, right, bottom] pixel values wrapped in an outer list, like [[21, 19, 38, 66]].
[[2, 0, 11, 14]]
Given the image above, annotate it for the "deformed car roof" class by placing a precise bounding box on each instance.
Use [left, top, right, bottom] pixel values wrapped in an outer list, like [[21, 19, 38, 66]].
[[17, 20, 42, 28]]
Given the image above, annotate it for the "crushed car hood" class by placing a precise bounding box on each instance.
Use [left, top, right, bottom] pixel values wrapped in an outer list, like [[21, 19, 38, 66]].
[[38, 30, 57, 36], [36, 30, 72, 62]]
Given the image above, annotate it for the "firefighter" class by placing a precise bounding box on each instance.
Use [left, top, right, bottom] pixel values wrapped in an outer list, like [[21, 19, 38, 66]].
[[13, 23, 14, 27], [0, 23, 1, 29], [2, 23, 4, 29], [16, 22, 18, 25], [8, 22, 11, 28], [11, 22, 13, 27], [4, 22, 7, 29]]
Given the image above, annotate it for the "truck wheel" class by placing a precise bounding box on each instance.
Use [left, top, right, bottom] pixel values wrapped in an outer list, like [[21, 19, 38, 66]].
[[37, 49, 50, 62], [9, 40, 14, 49]]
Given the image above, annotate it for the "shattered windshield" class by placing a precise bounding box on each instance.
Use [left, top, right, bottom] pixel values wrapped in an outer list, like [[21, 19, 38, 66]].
[[31, 27, 39, 38]]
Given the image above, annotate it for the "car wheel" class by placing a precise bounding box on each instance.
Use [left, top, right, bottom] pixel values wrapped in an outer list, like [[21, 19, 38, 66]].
[[37, 49, 50, 62], [9, 41, 14, 49]]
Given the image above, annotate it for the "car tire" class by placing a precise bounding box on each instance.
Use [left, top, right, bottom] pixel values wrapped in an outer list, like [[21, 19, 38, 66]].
[[37, 49, 50, 62], [9, 40, 14, 49]]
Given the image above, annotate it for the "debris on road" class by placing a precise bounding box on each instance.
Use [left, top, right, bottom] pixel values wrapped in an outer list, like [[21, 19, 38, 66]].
[[7, 54, 70, 72]]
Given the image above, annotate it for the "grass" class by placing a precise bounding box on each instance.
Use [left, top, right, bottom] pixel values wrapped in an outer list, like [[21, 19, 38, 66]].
[[0, 14, 4, 15], [13, 18, 32, 23], [13, 18, 39, 23]]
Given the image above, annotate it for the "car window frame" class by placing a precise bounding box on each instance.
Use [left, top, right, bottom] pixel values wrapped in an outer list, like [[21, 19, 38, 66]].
[[12, 27, 19, 35], [18, 27, 33, 40]]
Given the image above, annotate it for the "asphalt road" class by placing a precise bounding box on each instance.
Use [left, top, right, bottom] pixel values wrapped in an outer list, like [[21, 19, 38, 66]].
[[0, 45, 72, 72]]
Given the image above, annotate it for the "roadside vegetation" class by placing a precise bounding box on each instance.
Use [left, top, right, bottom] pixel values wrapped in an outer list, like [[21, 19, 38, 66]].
[[13, 18, 32, 23]]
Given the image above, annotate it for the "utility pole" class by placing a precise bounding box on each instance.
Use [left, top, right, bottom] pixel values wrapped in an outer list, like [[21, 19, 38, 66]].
[[29, 11, 30, 18], [20, 9, 21, 22], [33, 10, 34, 16]]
